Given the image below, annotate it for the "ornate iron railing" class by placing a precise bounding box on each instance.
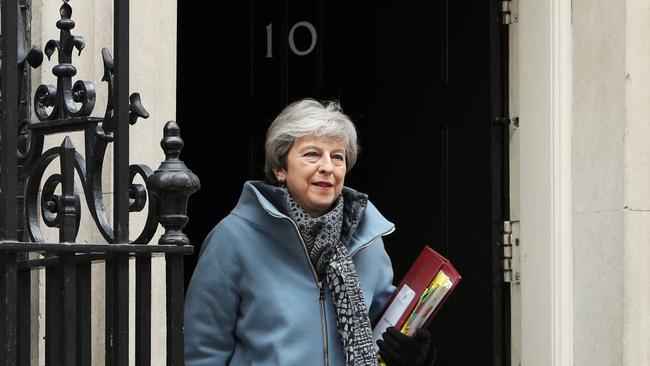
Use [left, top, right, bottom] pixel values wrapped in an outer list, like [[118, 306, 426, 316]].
[[0, 1, 199, 365]]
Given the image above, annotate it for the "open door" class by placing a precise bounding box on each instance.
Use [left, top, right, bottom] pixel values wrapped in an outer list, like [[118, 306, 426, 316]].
[[178, 1, 510, 364]]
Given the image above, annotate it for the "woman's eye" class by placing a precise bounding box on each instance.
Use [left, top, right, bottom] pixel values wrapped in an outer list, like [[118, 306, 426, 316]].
[[333, 155, 345, 161], [303, 152, 320, 160]]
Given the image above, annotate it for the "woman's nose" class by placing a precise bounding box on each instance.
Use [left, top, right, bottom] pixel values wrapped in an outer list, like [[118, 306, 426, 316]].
[[319, 157, 334, 173]]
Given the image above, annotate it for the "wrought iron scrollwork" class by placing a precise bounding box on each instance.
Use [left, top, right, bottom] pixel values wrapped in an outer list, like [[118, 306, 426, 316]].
[[18, 0, 199, 245], [26, 137, 82, 242], [1, 1, 198, 364], [1, 2, 44, 169], [96, 48, 150, 141]]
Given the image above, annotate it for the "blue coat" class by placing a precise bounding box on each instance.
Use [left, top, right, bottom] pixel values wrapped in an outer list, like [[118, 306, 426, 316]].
[[184, 181, 396, 365]]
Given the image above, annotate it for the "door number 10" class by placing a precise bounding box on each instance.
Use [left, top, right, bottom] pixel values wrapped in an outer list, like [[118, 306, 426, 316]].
[[266, 21, 317, 58]]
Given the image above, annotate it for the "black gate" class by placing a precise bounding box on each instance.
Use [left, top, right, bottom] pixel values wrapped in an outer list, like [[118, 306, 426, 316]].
[[0, 1, 199, 365]]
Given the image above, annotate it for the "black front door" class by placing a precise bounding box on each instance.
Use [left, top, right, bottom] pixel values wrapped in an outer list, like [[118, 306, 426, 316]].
[[178, 1, 509, 364]]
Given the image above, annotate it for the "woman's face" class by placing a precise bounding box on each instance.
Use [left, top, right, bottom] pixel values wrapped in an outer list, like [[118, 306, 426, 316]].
[[276, 135, 347, 217]]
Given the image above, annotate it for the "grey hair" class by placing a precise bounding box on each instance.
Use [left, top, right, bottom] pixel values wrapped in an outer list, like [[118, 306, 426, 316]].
[[264, 98, 359, 184]]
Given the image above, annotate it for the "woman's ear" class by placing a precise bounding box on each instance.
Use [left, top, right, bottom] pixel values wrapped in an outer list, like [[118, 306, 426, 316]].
[[273, 168, 287, 184]]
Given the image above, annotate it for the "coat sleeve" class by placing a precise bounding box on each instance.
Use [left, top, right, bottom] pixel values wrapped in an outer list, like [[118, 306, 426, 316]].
[[367, 236, 397, 324], [185, 224, 241, 365]]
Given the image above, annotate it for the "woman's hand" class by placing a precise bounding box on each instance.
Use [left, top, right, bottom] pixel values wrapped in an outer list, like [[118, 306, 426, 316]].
[[377, 327, 437, 366]]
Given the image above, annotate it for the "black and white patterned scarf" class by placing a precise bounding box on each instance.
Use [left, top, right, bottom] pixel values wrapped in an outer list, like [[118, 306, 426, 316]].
[[285, 192, 377, 366]]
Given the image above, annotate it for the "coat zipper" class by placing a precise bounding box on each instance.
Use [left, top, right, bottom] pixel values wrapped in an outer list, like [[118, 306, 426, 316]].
[[286, 221, 394, 366], [278, 215, 329, 366], [318, 280, 329, 366], [267, 210, 394, 366]]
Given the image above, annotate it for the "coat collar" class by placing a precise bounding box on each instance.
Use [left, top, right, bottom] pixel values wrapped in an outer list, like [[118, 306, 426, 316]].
[[231, 181, 395, 253]]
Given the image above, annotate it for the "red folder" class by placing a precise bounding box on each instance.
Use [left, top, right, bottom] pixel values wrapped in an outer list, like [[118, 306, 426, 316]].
[[372, 246, 461, 340]]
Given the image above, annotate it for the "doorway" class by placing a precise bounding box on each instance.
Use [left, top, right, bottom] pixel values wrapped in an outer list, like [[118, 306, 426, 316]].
[[178, 1, 509, 364]]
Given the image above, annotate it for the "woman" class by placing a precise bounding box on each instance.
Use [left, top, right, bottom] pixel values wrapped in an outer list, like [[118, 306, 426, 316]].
[[184, 99, 436, 365]]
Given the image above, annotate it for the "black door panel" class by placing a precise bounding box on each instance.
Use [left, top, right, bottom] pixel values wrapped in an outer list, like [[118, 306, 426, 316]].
[[178, 2, 508, 364]]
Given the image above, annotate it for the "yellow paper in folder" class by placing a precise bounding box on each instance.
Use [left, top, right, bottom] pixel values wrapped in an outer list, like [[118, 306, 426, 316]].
[[400, 271, 452, 336], [377, 271, 453, 366]]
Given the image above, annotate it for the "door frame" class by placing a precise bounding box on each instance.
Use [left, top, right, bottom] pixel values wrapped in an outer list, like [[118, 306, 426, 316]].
[[518, 0, 573, 365]]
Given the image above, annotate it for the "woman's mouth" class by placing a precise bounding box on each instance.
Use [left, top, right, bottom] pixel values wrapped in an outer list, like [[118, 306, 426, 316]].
[[312, 182, 334, 189]]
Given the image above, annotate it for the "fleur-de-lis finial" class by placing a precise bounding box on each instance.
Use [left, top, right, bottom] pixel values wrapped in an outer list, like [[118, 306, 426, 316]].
[[34, 0, 95, 122]]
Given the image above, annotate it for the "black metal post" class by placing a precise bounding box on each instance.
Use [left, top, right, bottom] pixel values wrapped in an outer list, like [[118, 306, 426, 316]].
[[166, 254, 184, 366], [1, 0, 19, 241], [136, 256, 152, 366], [115, 255, 130, 366], [105, 257, 115, 366], [1, 0, 20, 363], [46, 264, 62, 366], [108, 0, 130, 365], [76, 262, 91, 366], [17, 264, 30, 365], [146, 121, 199, 366], [62, 254, 77, 366], [0, 253, 17, 366], [114, 0, 130, 244], [106, 255, 130, 366]]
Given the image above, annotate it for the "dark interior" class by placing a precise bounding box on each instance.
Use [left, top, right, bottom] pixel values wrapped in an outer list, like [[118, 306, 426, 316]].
[[178, 1, 508, 364]]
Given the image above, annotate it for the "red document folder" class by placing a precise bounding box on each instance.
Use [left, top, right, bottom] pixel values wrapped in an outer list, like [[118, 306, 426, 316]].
[[372, 246, 461, 341]]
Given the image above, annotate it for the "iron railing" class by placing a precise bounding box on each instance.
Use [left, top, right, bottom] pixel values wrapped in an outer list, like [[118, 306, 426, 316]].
[[0, 0, 199, 365]]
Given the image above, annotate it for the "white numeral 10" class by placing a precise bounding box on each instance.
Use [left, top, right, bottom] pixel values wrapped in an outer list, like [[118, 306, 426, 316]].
[[266, 21, 317, 58]]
